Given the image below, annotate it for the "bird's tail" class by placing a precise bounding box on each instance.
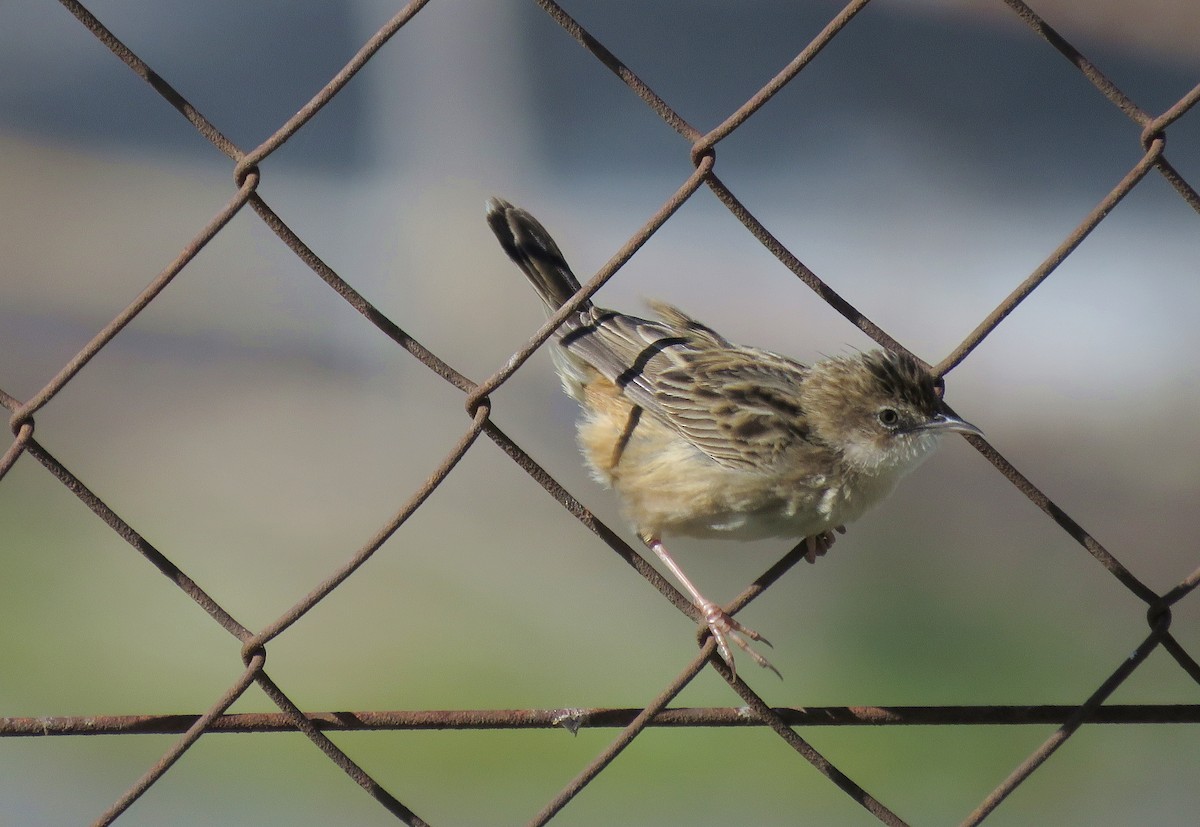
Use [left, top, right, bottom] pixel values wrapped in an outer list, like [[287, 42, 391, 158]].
[[485, 197, 587, 311]]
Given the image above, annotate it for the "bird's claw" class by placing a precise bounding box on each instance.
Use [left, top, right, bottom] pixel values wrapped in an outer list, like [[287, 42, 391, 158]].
[[699, 602, 780, 680], [803, 527, 844, 563]]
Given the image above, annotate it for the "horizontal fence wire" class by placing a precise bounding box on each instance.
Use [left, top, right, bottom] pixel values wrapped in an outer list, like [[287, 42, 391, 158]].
[[6, 704, 1200, 736], [2, 0, 1199, 825]]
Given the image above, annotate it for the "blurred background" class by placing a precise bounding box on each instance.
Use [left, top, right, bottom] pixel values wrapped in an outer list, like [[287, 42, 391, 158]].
[[2, 0, 1198, 824]]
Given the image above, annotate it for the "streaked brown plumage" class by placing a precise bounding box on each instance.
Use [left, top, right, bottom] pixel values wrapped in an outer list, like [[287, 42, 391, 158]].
[[486, 197, 980, 676]]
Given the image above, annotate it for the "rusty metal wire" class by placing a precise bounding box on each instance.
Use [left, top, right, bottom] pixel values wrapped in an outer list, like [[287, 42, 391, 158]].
[[2, 0, 1198, 825], [7, 704, 1199, 736]]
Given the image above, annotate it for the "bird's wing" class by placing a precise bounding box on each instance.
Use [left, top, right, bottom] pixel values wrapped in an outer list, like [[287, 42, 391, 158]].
[[560, 303, 814, 469]]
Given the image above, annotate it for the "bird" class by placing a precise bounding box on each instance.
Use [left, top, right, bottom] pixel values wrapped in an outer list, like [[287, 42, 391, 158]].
[[485, 197, 981, 677]]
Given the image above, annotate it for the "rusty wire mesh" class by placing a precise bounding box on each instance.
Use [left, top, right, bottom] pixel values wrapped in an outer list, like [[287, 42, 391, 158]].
[[2, 0, 1199, 824]]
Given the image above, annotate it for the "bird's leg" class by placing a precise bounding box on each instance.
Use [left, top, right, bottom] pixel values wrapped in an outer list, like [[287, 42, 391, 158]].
[[643, 536, 779, 679], [803, 525, 846, 564]]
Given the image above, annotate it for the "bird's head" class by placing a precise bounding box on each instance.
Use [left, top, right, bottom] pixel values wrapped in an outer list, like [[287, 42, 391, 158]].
[[802, 350, 981, 475]]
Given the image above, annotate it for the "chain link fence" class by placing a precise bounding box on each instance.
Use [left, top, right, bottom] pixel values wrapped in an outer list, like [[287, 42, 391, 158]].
[[2, 0, 1198, 824]]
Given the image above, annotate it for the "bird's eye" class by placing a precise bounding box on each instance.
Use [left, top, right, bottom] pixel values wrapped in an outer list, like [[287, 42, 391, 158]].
[[877, 408, 900, 428]]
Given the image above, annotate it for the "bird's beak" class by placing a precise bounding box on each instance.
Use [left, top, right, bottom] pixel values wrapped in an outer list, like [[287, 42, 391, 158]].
[[919, 411, 983, 438]]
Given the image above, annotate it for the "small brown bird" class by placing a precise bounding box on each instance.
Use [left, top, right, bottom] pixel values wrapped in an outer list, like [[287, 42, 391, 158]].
[[486, 198, 981, 676]]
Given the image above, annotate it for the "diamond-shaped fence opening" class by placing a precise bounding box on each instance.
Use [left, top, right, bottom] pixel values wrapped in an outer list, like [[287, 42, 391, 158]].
[[2, 1, 1198, 825]]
